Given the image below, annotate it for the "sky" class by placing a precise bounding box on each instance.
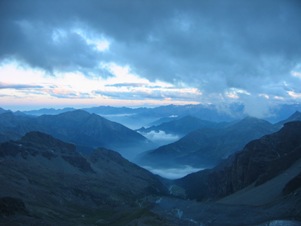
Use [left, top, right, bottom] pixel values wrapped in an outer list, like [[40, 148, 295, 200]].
[[0, 0, 301, 115]]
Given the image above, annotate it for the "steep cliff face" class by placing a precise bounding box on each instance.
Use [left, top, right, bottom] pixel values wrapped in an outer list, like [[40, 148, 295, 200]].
[[177, 121, 301, 201]]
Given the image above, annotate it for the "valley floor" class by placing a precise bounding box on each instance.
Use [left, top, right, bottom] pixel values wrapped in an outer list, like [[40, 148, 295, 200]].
[[151, 194, 301, 226], [1, 191, 301, 226]]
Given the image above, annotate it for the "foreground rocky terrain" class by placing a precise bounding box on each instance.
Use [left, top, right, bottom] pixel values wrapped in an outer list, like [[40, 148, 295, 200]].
[[169, 122, 301, 225], [0, 132, 169, 225], [1, 122, 301, 225]]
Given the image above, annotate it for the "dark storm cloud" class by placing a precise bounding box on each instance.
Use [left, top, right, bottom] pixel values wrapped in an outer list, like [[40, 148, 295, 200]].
[[1, 0, 301, 99], [0, 19, 105, 75]]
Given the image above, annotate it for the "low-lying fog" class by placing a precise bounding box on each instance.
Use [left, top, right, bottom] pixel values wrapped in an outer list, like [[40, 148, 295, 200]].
[[98, 113, 203, 179], [139, 130, 180, 146], [143, 165, 204, 179]]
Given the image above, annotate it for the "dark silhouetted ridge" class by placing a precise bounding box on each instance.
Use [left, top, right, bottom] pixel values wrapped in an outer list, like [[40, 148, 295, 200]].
[[176, 121, 301, 201]]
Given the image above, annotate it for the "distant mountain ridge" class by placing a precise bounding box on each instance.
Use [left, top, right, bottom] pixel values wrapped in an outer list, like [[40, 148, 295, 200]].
[[139, 116, 278, 168], [0, 109, 153, 158], [1, 109, 301, 225], [20, 103, 301, 123], [137, 115, 216, 137], [22, 104, 242, 122], [275, 111, 301, 127], [22, 107, 75, 116]]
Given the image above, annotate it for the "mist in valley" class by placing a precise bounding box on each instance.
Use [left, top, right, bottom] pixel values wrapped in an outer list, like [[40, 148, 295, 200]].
[[138, 130, 180, 146], [1, 0, 301, 225], [142, 165, 204, 179]]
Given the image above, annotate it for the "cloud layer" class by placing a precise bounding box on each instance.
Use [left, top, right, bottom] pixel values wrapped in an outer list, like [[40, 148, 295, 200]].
[[143, 165, 204, 179], [1, 0, 301, 111], [139, 130, 180, 146]]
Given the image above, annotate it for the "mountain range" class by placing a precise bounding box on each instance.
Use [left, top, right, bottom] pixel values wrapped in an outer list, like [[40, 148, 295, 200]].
[[1, 120, 301, 225], [150, 121, 301, 225], [0, 109, 154, 159], [138, 116, 278, 168], [137, 115, 216, 137], [175, 121, 301, 204], [1, 107, 301, 225], [22, 103, 301, 124], [139, 112, 301, 169]]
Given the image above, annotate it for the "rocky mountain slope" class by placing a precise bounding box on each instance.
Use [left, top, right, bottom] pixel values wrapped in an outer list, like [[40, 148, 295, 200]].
[[134, 121, 301, 225], [275, 111, 301, 128], [139, 117, 277, 168], [1, 112, 301, 225], [0, 132, 169, 225], [175, 121, 301, 202], [0, 110, 153, 158], [137, 115, 216, 137], [22, 103, 301, 123]]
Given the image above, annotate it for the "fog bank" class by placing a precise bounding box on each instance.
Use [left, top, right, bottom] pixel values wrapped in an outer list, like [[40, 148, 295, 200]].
[[143, 165, 204, 179]]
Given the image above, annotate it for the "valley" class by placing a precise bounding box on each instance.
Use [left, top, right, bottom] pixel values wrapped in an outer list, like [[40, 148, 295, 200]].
[[1, 1, 301, 225], [0, 104, 301, 225]]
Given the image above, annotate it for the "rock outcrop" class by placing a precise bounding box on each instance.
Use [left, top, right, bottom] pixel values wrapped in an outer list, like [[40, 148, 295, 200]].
[[176, 121, 301, 201]]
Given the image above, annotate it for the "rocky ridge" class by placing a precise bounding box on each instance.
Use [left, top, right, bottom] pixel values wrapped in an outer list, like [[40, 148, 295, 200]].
[[0, 132, 168, 225], [176, 121, 301, 202]]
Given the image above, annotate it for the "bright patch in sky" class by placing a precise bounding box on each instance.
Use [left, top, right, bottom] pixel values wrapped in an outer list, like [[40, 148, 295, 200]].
[[225, 88, 250, 99], [72, 28, 110, 52], [288, 91, 301, 99], [0, 60, 201, 110], [0, 1, 301, 112], [292, 71, 301, 79]]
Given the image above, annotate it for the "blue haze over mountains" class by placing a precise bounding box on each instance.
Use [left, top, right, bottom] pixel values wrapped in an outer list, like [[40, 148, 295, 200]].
[[1, 0, 301, 224], [1, 103, 301, 172], [1, 104, 301, 225], [0, 109, 154, 160], [22, 102, 301, 127]]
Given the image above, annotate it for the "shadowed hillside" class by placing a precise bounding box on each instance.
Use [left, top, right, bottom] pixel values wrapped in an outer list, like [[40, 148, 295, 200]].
[[0, 110, 154, 159], [0, 132, 169, 225]]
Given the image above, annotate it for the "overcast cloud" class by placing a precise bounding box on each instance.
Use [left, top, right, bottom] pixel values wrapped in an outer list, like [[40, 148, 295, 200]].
[[0, 0, 301, 112]]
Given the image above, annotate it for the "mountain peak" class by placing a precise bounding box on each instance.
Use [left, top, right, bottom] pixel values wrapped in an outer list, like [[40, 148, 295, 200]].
[[288, 111, 301, 120], [275, 111, 301, 127], [59, 109, 91, 117], [16, 131, 94, 172], [234, 116, 271, 127], [241, 116, 261, 121]]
